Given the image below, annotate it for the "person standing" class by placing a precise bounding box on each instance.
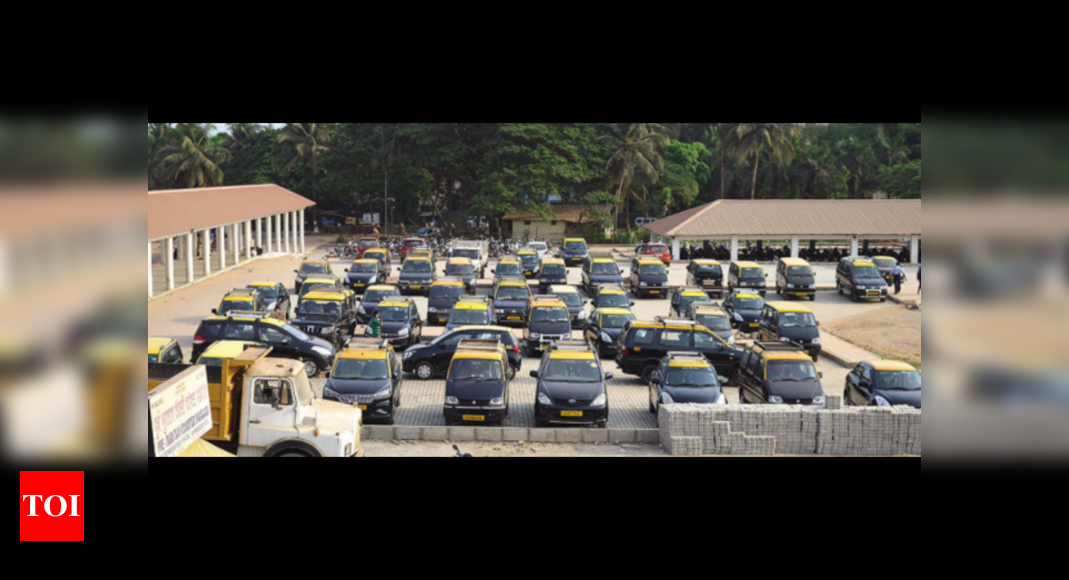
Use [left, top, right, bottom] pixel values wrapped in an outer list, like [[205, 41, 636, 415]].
[[917, 265, 921, 294], [369, 311, 382, 338], [891, 263, 906, 295]]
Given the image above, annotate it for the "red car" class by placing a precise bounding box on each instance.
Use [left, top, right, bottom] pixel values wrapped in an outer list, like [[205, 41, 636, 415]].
[[356, 238, 380, 259], [400, 238, 427, 260], [637, 242, 672, 265]]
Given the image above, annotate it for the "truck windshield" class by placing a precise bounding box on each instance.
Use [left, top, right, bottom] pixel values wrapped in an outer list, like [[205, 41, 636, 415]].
[[402, 261, 432, 273], [592, 263, 619, 275], [292, 375, 314, 406], [543, 359, 601, 382], [496, 287, 530, 301], [332, 359, 389, 380], [449, 359, 503, 381], [447, 264, 474, 276]]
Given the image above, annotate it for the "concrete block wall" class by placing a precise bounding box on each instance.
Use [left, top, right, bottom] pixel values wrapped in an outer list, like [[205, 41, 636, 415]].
[[658, 403, 921, 456]]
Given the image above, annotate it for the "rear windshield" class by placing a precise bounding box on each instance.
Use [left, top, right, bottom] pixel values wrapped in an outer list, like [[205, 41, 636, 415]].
[[495, 287, 530, 301], [695, 265, 721, 275], [402, 261, 432, 273], [565, 241, 587, 251], [592, 263, 619, 275], [602, 313, 636, 328], [430, 286, 464, 299], [786, 266, 812, 276], [740, 268, 764, 279], [447, 264, 475, 276], [299, 263, 328, 275], [640, 264, 666, 275], [364, 289, 398, 303], [541, 264, 565, 276], [449, 358, 503, 381], [351, 263, 377, 273], [647, 245, 668, 252]]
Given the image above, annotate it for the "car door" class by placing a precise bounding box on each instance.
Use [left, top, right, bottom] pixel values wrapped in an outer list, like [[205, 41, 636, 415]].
[[243, 377, 299, 448], [670, 289, 680, 314], [858, 364, 874, 404], [846, 365, 863, 405], [257, 324, 298, 360], [694, 329, 736, 376], [433, 331, 470, 371], [736, 350, 754, 402], [585, 312, 602, 346], [758, 307, 773, 341], [410, 305, 422, 340]]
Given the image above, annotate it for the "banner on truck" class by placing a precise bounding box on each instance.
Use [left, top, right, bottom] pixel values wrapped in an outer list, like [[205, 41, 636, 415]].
[[148, 365, 212, 458]]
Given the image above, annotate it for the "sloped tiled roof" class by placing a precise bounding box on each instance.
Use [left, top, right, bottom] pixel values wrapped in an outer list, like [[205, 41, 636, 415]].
[[503, 204, 612, 223], [148, 184, 315, 240], [644, 199, 921, 237]]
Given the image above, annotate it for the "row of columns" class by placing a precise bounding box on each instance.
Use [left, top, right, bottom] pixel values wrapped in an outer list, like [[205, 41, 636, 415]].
[[660, 234, 921, 263], [149, 209, 307, 299]]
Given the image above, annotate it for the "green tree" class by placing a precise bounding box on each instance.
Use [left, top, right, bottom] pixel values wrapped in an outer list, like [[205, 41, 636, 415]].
[[654, 141, 711, 215], [835, 135, 880, 198], [876, 159, 921, 198], [220, 123, 264, 154], [601, 123, 672, 230], [733, 123, 800, 200], [277, 123, 332, 228], [154, 123, 231, 189]]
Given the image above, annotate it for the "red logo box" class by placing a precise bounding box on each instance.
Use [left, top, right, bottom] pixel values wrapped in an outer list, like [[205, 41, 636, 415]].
[[20, 471, 84, 541]]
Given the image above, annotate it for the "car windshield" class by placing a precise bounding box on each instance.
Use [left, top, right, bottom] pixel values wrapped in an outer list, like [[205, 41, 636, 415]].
[[359, 240, 378, 247], [779, 312, 817, 328], [364, 289, 398, 303], [299, 263, 328, 275], [351, 263, 377, 273], [665, 369, 719, 387], [874, 370, 922, 391], [332, 359, 388, 380], [873, 258, 897, 268], [766, 361, 819, 382], [565, 241, 587, 251], [592, 263, 619, 275], [640, 264, 666, 275], [557, 294, 582, 307], [681, 295, 710, 310], [497, 263, 521, 275], [520, 254, 539, 264], [542, 265, 565, 276], [734, 298, 764, 310], [496, 287, 530, 301], [403, 261, 432, 273], [251, 286, 277, 299], [301, 284, 335, 297], [298, 300, 341, 317], [695, 265, 722, 275], [599, 294, 630, 308], [198, 357, 224, 367], [602, 313, 636, 328], [696, 315, 731, 331], [543, 359, 602, 382], [447, 264, 475, 276], [219, 300, 253, 315], [532, 308, 569, 323], [853, 265, 882, 278], [449, 358, 503, 381], [450, 309, 490, 324], [787, 266, 812, 276], [378, 307, 409, 322], [741, 268, 764, 280], [281, 324, 310, 341], [430, 286, 464, 299], [453, 249, 479, 260]]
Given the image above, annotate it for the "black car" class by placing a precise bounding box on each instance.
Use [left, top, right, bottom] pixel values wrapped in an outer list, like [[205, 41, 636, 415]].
[[491, 281, 531, 327], [757, 302, 822, 362], [588, 286, 634, 312], [518, 252, 540, 278], [688, 304, 736, 347], [537, 259, 568, 294], [648, 351, 728, 413], [774, 258, 817, 301], [427, 279, 466, 326], [364, 297, 423, 348], [685, 260, 725, 298], [670, 287, 713, 317], [323, 339, 402, 424], [396, 257, 436, 296], [294, 259, 332, 294], [870, 256, 899, 287], [246, 282, 292, 320], [615, 318, 744, 382], [290, 289, 357, 350], [191, 312, 337, 378], [560, 238, 590, 267], [548, 285, 585, 328], [720, 291, 764, 334], [344, 259, 385, 293], [836, 258, 888, 302], [532, 340, 610, 428], [844, 360, 921, 408], [443, 340, 511, 427], [492, 260, 524, 284], [628, 258, 669, 298], [734, 341, 824, 406], [295, 277, 346, 309], [583, 307, 637, 357], [212, 287, 267, 317], [444, 296, 496, 333], [356, 285, 401, 325], [727, 262, 767, 296], [444, 258, 478, 294], [403, 325, 522, 380], [581, 258, 624, 297], [523, 296, 573, 356]]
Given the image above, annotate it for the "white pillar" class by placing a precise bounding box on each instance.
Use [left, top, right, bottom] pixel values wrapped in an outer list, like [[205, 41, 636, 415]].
[[300, 209, 306, 254], [218, 226, 226, 270], [791, 237, 800, 258], [911, 236, 919, 264], [672, 238, 680, 261], [165, 237, 175, 291], [730, 237, 739, 262], [292, 211, 299, 254], [148, 241, 154, 298], [256, 218, 263, 254], [283, 212, 290, 254], [245, 220, 253, 261], [232, 223, 239, 265], [186, 232, 194, 284], [850, 236, 859, 257], [267, 215, 274, 253], [203, 231, 211, 277]]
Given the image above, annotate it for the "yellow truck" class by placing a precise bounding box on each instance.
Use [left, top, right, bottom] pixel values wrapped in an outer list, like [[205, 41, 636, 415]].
[[148, 345, 364, 457]]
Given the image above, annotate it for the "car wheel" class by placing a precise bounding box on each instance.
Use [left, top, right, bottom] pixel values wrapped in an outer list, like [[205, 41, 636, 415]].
[[809, 294, 816, 302], [641, 366, 657, 383], [506, 364, 516, 381], [649, 391, 657, 413], [415, 362, 435, 380], [598, 421, 608, 429], [536, 419, 549, 428], [837, 283, 843, 296], [302, 358, 319, 378]]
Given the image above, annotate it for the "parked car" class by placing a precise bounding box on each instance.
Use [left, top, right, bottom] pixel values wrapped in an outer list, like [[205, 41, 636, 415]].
[[356, 237, 380, 259], [491, 279, 531, 327], [685, 259, 725, 298], [291, 289, 356, 350], [583, 307, 636, 357], [635, 242, 671, 265], [191, 312, 336, 378], [212, 287, 267, 317], [532, 340, 610, 428], [670, 287, 712, 317], [648, 351, 728, 413], [871, 256, 900, 287], [588, 285, 634, 311], [399, 238, 427, 260], [403, 326, 522, 381], [323, 338, 402, 424], [364, 297, 423, 348], [628, 258, 670, 298], [688, 305, 735, 347], [560, 238, 590, 267], [294, 259, 332, 294], [356, 285, 400, 325], [445, 296, 495, 333], [537, 258, 568, 294], [844, 360, 921, 408], [523, 295, 572, 356], [427, 278, 466, 326], [295, 276, 347, 309], [517, 249, 540, 278], [582, 258, 624, 297], [444, 257, 478, 294], [758, 302, 822, 362], [396, 256, 436, 295], [245, 282, 292, 320], [720, 291, 765, 333], [734, 341, 824, 406], [836, 258, 888, 302], [548, 284, 584, 328], [443, 339, 511, 426], [774, 258, 817, 301], [148, 337, 183, 364], [615, 317, 743, 382], [526, 241, 552, 261], [344, 259, 384, 293], [492, 259, 523, 283], [727, 261, 767, 296]]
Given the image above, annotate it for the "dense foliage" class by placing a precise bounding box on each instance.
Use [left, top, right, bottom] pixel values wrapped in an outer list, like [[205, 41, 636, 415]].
[[147, 122, 920, 230]]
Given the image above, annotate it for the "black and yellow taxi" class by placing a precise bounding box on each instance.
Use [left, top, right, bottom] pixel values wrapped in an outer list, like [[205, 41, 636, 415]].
[[323, 337, 403, 424], [720, 291, 764, 333], [537, 257, 568, 294], [291, 289, 357, 349], [444, 257, 477, 294], [560, 237, 590, 267], [212, 287, 266, 316], [148, 337, 183, 364], [445, 296, 495, 333], [685, 259, 725, 298], [492, 258, 524, 283], [396, 255, 436, 295], [532, 339, 611, 428], [407, 248, 436, 265], [774, 257, 817, 301], [246, 282, 292, 320], [581, 257, 624, 297], [549, 284, 584, 328], [670, 286, 712, 317], [403, 325, 522, 380], [689, 305, 735, 347], [491, 278, 531, 326], [844, 360, 921, 408], [443, 339, 511, 426], [615, 317, 744, 383], [363, 247, 391, 271], [294, 259, 332, 293], [628, 258, 670, 298], [517, 249, 540, 278], [734, 341, 825, 406], [582, 307, 636, 357], [427, 278, 466, 325], [836, 258, 888, 302], [523, 295, 573, 356], [648, 351, 728, 413], [357, 284, 401, 325], [758, 302, 822, 362], [727, 261, 767, 296], [194, 339, 262, 366], [344, 259, 384, 293], [366, 297, 424, 348], [871, 256, 899, 287], [191, 312, 336, 378], [296, 275, 347, 309], [588, 284, 634, 311]]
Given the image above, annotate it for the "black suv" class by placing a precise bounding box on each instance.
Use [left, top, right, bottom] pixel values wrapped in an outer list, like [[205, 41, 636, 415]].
[[191, 312, 337, 378], [670, 287, 713, 317], [403, 325, 522, 381], [734, 341, 825, 406], [531, 340, 611, 429], [364, 297, 424, 348], [836, 258, 888, 302], [537, 259, 568, 294], [356, 285, 401, 325], [344, 259, 384, 293], [727, 262, 767, 296], [290, 289, 357, 350], [758, 302, 821, 362], [628, 258, 669, 299], [246, 282, 292, 320], [427, 279, 466, 326], [774, 258, 817, 301], [685, 260, 725, 298], [323, 338, 402, 424], [720, 291, 765, 333], [581, 258, 624, 297], [615, 318, 744, 382]]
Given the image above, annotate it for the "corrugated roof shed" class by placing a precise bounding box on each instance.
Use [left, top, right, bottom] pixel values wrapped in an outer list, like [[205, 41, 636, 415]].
[[148, 184, 314, 240]]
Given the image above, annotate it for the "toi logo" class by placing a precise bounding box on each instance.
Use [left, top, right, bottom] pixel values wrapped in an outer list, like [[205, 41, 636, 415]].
[[20, 471, 84, 541]]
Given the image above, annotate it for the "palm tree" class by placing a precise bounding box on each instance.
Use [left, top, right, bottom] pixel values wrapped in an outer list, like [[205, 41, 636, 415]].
[[733, 123, 800, 200], [148, 123, 171, 190], [717, 123, 745, 199], [835, 135, 879, 198], [277, 123, 332, 231], [370, 123, 397, 235], [875, 125, 911, 169], [153, 123, 231, 189], [601, 123, 671, 231], [219, 123, 263, 154]]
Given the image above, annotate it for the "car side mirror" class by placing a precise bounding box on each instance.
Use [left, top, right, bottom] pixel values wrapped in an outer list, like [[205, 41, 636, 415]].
[[818, 372, 824, 379], [324, 371, 331, 378], [344, 268, 349, 272], [816, 321, 820, 327], [294, 270, 299, 274], [211, 309, 217, 315], [630, 301, 636, 307], [530, 370, 539, 378], [605, 372, 614, 380], [281, 339, 290, 345]]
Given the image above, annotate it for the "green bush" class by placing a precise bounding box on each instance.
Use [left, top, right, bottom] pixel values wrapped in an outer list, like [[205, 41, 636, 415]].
[[576, 231, 650, 245]]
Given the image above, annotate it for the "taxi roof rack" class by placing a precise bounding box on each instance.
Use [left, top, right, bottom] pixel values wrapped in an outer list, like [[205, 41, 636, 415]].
[[457, 295, 492, 303], [655, 316, 697, 326], [347, 337, 389, 349], [227, 287, 260, 296], [548, 339, 593, 351], [456, 339, 502, 351], [752, 340, 805, 352], [530, 294, 563, 301], [222, 311, 272, 321], [666, 351, 706, 359]]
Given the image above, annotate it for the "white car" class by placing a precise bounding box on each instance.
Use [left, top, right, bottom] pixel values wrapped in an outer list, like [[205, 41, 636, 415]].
[[526, 242, 551, 261]]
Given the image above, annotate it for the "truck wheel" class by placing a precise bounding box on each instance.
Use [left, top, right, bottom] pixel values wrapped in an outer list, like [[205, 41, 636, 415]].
[[415, 362, 435, 380], [264, 439, 325, 458]]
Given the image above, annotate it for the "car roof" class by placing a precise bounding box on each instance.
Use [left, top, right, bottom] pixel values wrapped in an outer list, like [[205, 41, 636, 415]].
[[592, 257, 616, 263], [681, 289, 708, 296], [531, 299, 567, 308], [339, 347, 389, 360], [302, 291, 346, 301], [600, 287, 625, 294], [497, 279, 528, 287], [668, 359, 712, 368], [733, 261, 761, 268], [596, 308, 635, 316], [366, 285, 397, 291], [692, 259, 721, 265], [732, 293, 762, 300], [869, 360, 917, 372], [432, 279, 464, 287], [779, 258, 810, 266], [454, 301, 490, 310], [351, 259, 378, 265], [517, 249, 536, 254], [498, 259, 520, 264], [455, 325, 514, 333], [147, 337, 175, 355], [637, 258, 664, 264], [303, 277, 339, 285], [202, 340, 259, 359], [763, 351, 816, 362], [447, 257, 472, 264], [541, 258, 565, 265], [378, 299, 414, 308], [548, 350, 595, 360], [222, 295, 255, 302], [247, 282, 278, 288], [851, 260, 875, 267], [564, 237, 585, 242], [764, 301, 814, 314], [549, 285, 579, 293]]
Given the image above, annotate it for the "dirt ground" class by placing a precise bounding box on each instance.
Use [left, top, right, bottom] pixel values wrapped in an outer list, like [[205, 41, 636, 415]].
[[363, 440, 667, 457], [822, 304, 922, 366]]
